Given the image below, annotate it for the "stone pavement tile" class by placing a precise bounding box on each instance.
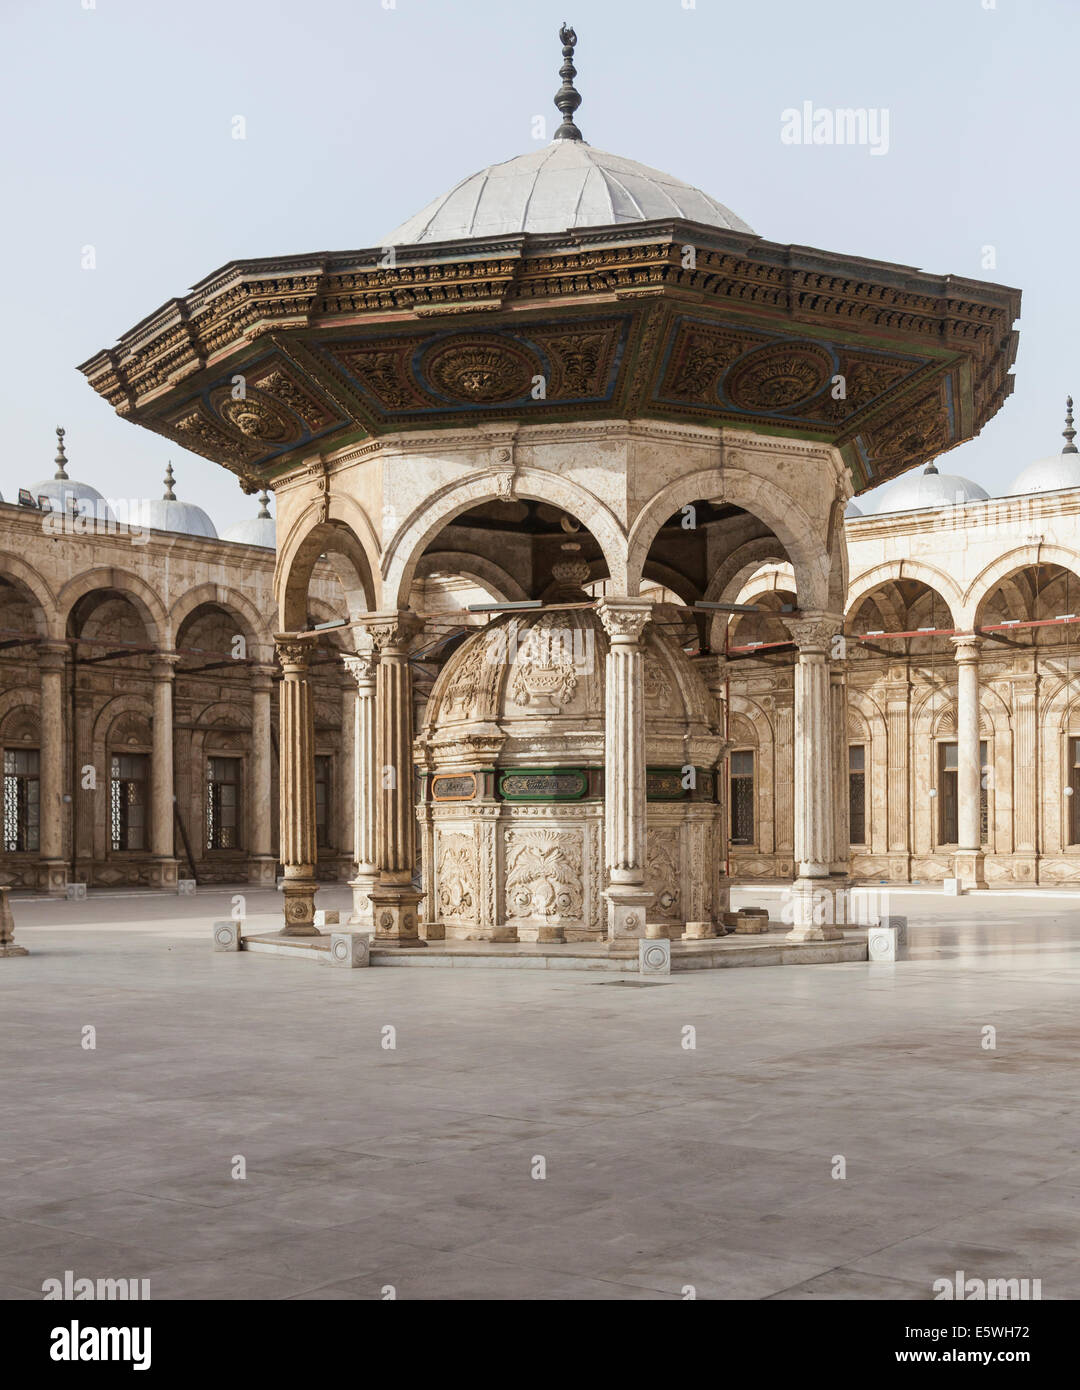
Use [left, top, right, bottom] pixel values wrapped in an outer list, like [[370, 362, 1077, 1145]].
[[849, 1235, 1048, 1288], [0, 1228, 175, 1296], [765, 1266, 931, 1300], [230, 1224, 435, 1286], [135, 1257, 326, 1301]]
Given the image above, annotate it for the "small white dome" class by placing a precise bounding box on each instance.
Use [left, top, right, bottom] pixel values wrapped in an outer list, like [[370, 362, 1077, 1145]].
[[875, 463, 989, 514], [136, 497, 218, 539], [844, 499, 863, 518], [382, 139, 754, 246], [32, 478, 116, 525], [1007, 453, 1080, 497], [222, 515, 276, 548]]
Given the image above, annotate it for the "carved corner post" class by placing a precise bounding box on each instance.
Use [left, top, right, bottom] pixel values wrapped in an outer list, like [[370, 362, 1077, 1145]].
[[787, 614, 844, 940], [363, 612, 426, 947], [343, 652, 379, 927], [951, 634, 988, 890], [248, 665, 278, 886], [37, 642, 69, 897], [597, 598, 654, 941], [274, 634, 320, 934], [148, 652, 181, 890]]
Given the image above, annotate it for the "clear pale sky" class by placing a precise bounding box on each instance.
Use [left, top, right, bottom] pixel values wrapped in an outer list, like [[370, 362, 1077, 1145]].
[[1, 0, 1075, 530]]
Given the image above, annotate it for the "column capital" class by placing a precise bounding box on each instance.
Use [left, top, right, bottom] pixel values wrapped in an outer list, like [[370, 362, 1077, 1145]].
[[360, 611, 424, 654], [596, 596, 652, 644], [343, 651, 379, 686], [786, 612, 843, 655], [37, 641, 69, 673], [249, 663, 277, 690], [951, 633, 982, 663], [274, 632, 317, 673], [150, 651, 181, 680]]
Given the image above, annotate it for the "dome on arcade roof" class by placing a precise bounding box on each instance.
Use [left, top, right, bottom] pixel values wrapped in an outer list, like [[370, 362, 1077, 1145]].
[[1006, 396, 1080, 497], [874, 460, 989, 514], [31, 427, 115, 523], [844, 498, 863, 518], [222, 491, 276, 548], [135, 464, 218, 539], [380, 27, 753, 247]]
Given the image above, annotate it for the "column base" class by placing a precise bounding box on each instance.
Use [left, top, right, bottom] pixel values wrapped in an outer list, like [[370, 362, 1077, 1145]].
[[347, 870, 378, 927], [604, 884, 654, 941], [784, 877, 844, 941], [41, 861, 68, 897], [148, 858, 179, 891], [369, 886, 425, 947], [247, 857, 278, 887], [952, 849, 987, 891], [281, 877, 320, 936]]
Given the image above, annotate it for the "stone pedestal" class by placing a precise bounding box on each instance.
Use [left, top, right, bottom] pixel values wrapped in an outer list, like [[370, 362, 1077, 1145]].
[[369, 887, 424, 948], [275, 634, 319, 934], [0, 887, 28, 957]]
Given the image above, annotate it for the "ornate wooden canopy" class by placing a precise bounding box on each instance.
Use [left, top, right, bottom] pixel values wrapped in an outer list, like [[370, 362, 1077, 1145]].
[[79, 219, 1019, 495]]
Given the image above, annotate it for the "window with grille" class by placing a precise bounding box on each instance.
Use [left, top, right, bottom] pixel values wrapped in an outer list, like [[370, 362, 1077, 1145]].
[[937, 741, 988, 845], [3, 747, 40, 853], [315, 755, 331, 850], [110, 753, 149, 852], [1070, 738, 1080, 845], [730, 750, 755, 846], [206, 757, 241, 851], [848, 745, 866, 845]]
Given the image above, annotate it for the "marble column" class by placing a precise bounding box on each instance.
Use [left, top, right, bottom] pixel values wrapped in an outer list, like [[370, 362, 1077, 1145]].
[[248, 666, 277, 885], [786, 615, 843, 940], [952, 634, 987, 889], [597, 598, 654, 940], [148, 653, 180, 889], [343, 651, 378, 927], [275, 634, 320, 933], [830, 659, 850, 882], [884, 674, 912, 878], [38, 642, 68, 896], [1011, 675, 1038, 880], [363, 613, 424, 947]]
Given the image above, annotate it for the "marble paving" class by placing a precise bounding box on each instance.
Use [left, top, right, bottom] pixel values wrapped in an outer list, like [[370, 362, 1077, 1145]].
[[2, 885, 1079, 1300]]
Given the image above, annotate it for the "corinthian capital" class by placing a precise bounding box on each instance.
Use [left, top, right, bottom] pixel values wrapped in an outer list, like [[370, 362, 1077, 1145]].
[[274, 633, 316, 672], [596, 597, 652, 644], [786, 612, 842, 655], [361, 610, 424, 653], [343, 652, 378, 686]]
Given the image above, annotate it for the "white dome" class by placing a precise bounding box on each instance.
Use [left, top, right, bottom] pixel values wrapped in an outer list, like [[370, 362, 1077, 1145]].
[[1006, 453, 1080, 497], [844, 499, 863, 518], [222, 515, 276, 548], [32, 478, 116, 525], [136, 497, 218, 539], [382, 139, 754, 246], [875, 464, 989, 515]]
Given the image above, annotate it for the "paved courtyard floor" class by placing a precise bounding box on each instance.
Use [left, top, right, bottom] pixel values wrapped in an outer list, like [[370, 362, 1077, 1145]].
[[2, 885, 1079, 1300]]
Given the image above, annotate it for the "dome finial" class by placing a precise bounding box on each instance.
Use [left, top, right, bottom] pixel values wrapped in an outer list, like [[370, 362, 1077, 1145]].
[[163, 461, 176, 501], [257, 489, 271, 519], [553, 23, 583, 142], [923, 458, 939, 475], [54, 426, 69, 481], [1063, 396, 1077, 454]]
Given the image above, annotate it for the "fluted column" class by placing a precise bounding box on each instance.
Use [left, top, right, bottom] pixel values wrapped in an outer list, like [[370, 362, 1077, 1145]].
[[885, 675, 912, 876], [147, 653, 180, 889], [830, 659, 850, 880], [363, 613, 424, 947], [275, 634, 319, 933], [1012, 675, 1038, 879], [952, 634, 987, 890], [343, 651, 379, 926], [597, 598, 654, 940], [786, 614, 843, 940], [38, 642, 68, 896], [248, 666, 277, 885]]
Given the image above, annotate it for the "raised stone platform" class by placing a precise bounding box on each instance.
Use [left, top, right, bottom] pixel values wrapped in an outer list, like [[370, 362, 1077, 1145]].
[[241, 927, 868, 972]]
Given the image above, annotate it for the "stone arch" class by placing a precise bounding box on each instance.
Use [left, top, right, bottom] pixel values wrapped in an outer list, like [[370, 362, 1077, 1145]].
[[845, 560, 962, 630], [382, 468, 627, 611], [0, 554, 57, 638], [0, 692, 41, 740], [627, 468, 828, 608], [413, 550, 528, 604], [641, 560, 698, 607], [277, 510, 378, 633], [58, 568, 167, 648], [967, 545, 1080, 628], [170, 583, 275, 663]]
